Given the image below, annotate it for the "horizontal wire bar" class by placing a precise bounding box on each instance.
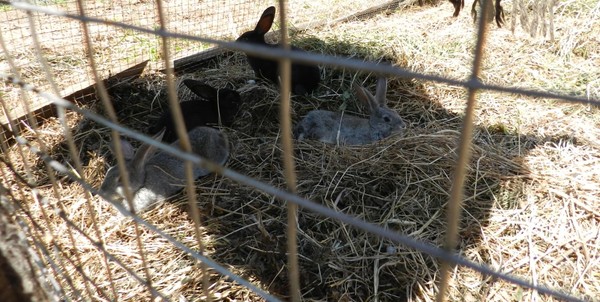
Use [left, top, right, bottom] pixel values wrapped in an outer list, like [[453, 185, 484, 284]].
[[3, 1, 598, 107], [56, 210, 170, 301], [2, 179, 154, 300], [3, 74, 585, 302], [16, 136, 283, 302], [1, 192, 82, 300]]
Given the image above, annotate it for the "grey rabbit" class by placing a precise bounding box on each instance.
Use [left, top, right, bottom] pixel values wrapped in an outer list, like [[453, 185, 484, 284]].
[[99, 126, 229, 213], [294, 77, 405, 145]]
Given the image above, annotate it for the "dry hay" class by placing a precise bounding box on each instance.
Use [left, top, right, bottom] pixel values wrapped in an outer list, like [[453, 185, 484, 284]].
[[1, 1, 599, 301], [0, 0, 397, 117], [221, 130, 524, 300], [1, 49, 527, 301]]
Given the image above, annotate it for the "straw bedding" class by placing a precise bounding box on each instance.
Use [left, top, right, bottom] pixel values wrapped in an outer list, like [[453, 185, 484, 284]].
[[1, 2, 598, 301], [0, 50, 524, 300]]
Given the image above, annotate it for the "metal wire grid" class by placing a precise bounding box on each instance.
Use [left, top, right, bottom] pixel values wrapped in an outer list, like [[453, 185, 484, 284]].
[[0, 0, 268, 119], [0, 0, 597, 301]]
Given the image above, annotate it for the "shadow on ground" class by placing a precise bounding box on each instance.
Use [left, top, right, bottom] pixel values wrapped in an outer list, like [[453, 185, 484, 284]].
[[31, 35, 575, 301]]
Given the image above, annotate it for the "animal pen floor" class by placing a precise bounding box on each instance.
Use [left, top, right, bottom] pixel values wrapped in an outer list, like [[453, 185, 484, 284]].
[[1, 1, 599, 301]]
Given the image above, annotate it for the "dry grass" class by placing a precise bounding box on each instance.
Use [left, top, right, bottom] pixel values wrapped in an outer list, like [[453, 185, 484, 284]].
[[0, 0, 396, 118], [1, 0, 599, 301], [0, 0, 269, 117]]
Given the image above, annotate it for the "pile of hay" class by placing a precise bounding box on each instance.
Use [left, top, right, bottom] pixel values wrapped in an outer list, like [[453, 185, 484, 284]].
[[1, 1, 598, 301], [2, 47, 524, 301]]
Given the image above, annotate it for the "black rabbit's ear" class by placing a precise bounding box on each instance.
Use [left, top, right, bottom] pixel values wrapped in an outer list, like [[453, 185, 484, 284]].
[[255, 6, 276, 34], [219, 89, 241, 104], [183, 79, 217, 101]]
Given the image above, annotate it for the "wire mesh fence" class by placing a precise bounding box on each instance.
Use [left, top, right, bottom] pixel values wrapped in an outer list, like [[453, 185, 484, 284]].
[[0, 0, 598, 301]]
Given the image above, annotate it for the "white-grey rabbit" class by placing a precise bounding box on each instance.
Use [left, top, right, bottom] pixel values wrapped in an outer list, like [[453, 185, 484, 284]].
[[99, 126, 229, 213], [294, 77, 405, 145]]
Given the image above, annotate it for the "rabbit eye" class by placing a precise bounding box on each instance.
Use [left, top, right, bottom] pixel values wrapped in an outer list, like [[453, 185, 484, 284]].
[[383, 116, 391, 123]]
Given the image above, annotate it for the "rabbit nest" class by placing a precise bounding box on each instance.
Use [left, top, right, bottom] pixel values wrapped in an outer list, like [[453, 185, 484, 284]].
[[5, 51, 527, 301]]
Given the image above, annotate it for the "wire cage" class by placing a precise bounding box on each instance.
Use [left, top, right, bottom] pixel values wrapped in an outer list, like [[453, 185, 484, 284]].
[[0, 0, 598, 301]]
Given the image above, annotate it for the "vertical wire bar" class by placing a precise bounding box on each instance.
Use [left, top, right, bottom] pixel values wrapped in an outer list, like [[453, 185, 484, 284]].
[[35, 189, 98, 299], [5, 75, 589, 302], [49, 244, 81, 301], [28, 189, 114, 300], [8, 217, 70, 300], [0, 28, 36, 184], [277, 1, 301, 301], [59, 102, 120, 300], [11, 194, 82, 301], [6, 166, 167, 300], [0, 173, 77, 300], [1, 167, 77, 301], [24, 8, 118, 300], [0, 14, 97, 300], [74, 0, 156, 297], [154, 0, 212, 300], [3, 5, 116, 297], [0, 136, 70, 296], [27, 200, 113, 300], [435, 1, 492, 301]]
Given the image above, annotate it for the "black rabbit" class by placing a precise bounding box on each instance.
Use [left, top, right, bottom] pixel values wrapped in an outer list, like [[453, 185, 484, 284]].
[[236, 6, 321, 95], [149, 79, 241, 143]]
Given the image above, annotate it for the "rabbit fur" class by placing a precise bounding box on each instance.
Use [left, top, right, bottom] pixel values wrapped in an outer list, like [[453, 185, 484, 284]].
[[149, 79, 241, 143], [236, 6, 321, 95], [294, 77, 405, 145], [99, 126, 229, 213]]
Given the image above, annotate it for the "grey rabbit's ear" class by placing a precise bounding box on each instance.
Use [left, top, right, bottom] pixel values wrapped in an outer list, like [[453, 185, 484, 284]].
[[131, 129, 165, 172], [353, 83, 378, 114], [375, 77, 388, 106], [152, 127, 166, 141], [255, 6, 276, 35], [110, 138, 135, 161], [182, 79, 217, 101]]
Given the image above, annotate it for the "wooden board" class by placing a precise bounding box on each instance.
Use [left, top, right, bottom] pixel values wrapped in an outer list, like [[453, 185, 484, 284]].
[[0, 60, 148, 145], [1, 0, 403, 145], [167, 0, 403, 74]]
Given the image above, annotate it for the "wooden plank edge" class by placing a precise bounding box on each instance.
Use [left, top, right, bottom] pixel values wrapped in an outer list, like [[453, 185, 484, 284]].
[[1, 60, 149, 146], [165, 0, 403, 74]]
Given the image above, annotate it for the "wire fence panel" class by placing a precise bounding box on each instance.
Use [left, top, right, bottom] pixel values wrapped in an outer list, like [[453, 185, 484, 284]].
[[0, 0, 269, 126], [0, 0, 598, 301]]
